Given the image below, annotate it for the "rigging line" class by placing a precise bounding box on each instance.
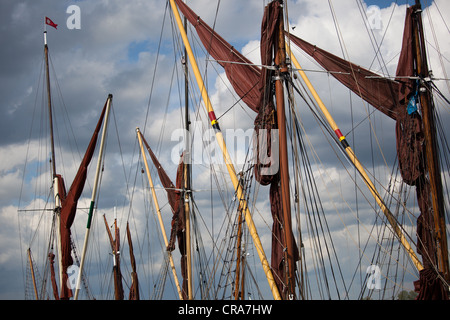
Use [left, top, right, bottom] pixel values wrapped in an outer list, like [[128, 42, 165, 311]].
[[349, 89, 363, 291], [216, 81, 259, 121], [143, 1, 169, 134], [430, 83, 450, 113], [369, 0, 398, 71], [291, 76, 420, 279], [291, 64, 404, 217], [433, 0, 450, 34], [18, 52, 47, 291], [188, 36, 256, 123], [294, 113, 349, 299], [288, 77, 348, 294], [357, 0, 398, 74], [329, 1, 393, 177], [354, 167, 414, 299], [424, 0, 450, 94]]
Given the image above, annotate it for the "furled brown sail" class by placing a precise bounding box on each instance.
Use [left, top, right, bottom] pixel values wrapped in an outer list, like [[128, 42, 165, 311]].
[[57, 100, 107, 300]]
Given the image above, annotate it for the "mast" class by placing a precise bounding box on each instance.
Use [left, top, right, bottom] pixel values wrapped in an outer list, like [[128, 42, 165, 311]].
[[182, 4, 193, 299], [44, 31, 56, 178], [44, 27, 64, 295], [413, 0, 449, 281], [27, 249, 39, 300], [136, 128, 184, 300], [103, 212, 124, 300], [74, 94, 112, 300], [169, 0, 282, 300], [274, 0, 296, 299], [234, 205, 244, 300]]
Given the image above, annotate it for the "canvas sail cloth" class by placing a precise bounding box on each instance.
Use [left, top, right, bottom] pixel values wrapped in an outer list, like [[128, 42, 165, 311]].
[[142, 136, 188, 300], [175, 0, 299, 297], [288, 5, 447, 299], [55, 101, 107, 300], [174, 0, 261, 113]]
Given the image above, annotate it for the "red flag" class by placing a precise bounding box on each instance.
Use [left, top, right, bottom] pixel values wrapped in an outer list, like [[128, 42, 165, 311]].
[[45, 17, 58, 29]]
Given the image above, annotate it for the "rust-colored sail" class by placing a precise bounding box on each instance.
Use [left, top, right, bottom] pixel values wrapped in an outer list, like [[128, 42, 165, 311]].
[[57, 100, 107, 300], [286, 33, 401, 120], [126, 222, 140, 300], [174, 0, 261, 112]]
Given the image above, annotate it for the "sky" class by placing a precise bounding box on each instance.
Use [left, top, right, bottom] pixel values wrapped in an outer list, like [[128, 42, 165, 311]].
[[0, 0, 449, 300]]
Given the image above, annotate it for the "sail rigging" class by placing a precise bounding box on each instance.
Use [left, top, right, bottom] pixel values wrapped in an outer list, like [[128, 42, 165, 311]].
[[18, 0, 449, 301]]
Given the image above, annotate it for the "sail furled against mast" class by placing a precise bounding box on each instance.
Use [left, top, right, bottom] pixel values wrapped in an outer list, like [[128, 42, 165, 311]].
[[289, 5, 448, 299], [57, 100, 108, 300], [141, 135, 188, 300]]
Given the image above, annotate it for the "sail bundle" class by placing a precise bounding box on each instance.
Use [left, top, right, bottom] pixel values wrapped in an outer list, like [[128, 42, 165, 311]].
[[55, 100, 108, 299]]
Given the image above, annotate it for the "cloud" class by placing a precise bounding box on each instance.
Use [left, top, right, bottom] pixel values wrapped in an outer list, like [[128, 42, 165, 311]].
[[1, 0, 448, 299]]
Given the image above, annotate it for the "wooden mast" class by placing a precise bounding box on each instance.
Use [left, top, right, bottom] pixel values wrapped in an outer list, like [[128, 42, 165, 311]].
[[413, 0, 449, 281], [103, 212, 124, 300], [274, 0, 296, 299], [136, 128, 184, 299], [169, 0, 282, 300], [44, 31, 56, 179], [182, 5, 194, 300], [43, 27, 64, 295], [27, 249, 39, 300], [234, 201, 244, 300]]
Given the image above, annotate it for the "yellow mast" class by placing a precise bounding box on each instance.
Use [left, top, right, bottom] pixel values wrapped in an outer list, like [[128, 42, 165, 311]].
[[169, 0, 281, 300], [136, 128, 184, 300], [27, 249, 39, 300], [286, 44, 424, 272]]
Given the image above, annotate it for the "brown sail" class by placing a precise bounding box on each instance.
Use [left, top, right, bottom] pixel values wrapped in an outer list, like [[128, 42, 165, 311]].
[[286, 33, 401, 120], [174, 0, 261, 113], [57, 100, 107, 300]]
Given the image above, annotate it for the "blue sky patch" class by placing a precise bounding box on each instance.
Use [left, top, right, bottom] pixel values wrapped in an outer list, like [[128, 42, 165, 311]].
[[127, 40, 150, 62]]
